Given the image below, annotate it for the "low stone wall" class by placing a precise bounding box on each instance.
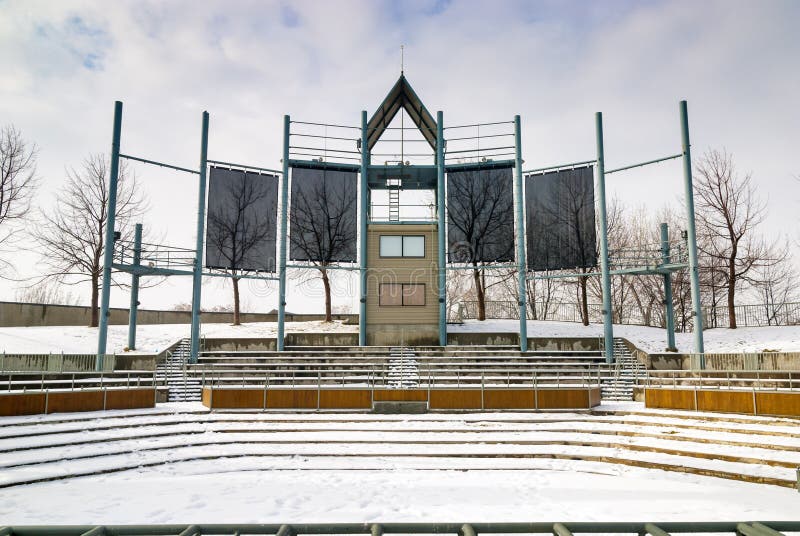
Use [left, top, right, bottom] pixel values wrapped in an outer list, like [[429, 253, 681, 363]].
[[114, 354, 157, 371], [447, 332, 519, 346], [647, 352, 800, 371], [0, 301, 357, 327], [287, 332, 359, 347]]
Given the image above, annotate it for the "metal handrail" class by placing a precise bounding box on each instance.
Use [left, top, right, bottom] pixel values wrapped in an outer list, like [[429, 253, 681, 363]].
[[2, 520, 799, 536], [2, 370, 159, 393]]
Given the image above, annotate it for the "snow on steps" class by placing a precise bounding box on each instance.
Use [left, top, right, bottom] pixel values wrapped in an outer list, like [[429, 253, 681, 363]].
[[156, 339, 201, 402], [0, 405, 798, 489]]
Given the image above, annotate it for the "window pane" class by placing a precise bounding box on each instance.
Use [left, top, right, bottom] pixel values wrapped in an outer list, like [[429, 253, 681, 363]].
[[402, 284, 425, 306], [379, 283, 402, 306], [403, 236, 425, 257], [380, 236, 402, 257]]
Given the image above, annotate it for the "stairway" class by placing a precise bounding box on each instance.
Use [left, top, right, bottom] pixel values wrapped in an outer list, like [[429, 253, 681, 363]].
[[156, 339, 202, 402], [601, 339, 646, 401], [386, 347, 419, 388]]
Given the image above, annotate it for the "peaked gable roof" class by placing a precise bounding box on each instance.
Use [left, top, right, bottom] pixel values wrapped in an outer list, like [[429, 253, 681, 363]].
[[367, 75, 438, 152]]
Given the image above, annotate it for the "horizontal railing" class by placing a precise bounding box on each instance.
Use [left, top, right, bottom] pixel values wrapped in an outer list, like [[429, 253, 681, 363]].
[[1, 371, 163, 393], [642, 370, 800, 391], [0, 353, 116, 373], [199, 366, 615, 390], [2, 521, 799, 536]]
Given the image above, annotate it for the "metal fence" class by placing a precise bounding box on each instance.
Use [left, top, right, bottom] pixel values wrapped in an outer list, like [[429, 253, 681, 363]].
[[0, 353, 116, 373], [703, 302, 800, 328], [455, 300, 800, 330], [643, 370, 800, 391], [2, 521, 799, 536], [2, 370, 161, 392]]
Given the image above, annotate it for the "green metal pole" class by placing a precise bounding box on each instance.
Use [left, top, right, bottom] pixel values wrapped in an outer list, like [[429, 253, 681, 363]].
[[595, 112, 614, 363], [189, 111, 209, 364], [127, 223, 142, 350], [96, 100, 123, 370], [513, 115, 528, 352], [661, 222, 677, 352], [436, 111, 447, 346], [277, 115, 290, 351], [359, 111, 368, 347], [680, 100, 705, 364]]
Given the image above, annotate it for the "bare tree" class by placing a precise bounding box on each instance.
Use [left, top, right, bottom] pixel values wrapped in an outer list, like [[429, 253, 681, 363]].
[[289, 175, 357, 322], [0, 125, 38, 275], [694, 149, 786, 328], [206, 174, 274, 325], [447, 169, 515, 320], [14, 279, 80, 305], [35, 155, 147, 327], [752, 256, 798, 326]]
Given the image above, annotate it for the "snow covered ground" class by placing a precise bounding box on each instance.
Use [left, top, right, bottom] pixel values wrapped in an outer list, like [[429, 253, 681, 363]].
[[1, 319, 799, 354], [0, 320, 357, 355], [0, 403, 798, 523]]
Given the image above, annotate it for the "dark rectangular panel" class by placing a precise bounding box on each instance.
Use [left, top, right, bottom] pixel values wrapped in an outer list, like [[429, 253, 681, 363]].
[[289, 167, 358, 263], [446, 166, 515, 263], [525, 166, 597, 271], [205, 167, 278, 272]]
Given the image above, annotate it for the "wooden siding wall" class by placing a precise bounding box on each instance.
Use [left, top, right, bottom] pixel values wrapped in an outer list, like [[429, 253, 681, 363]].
[[366, 224, 439, 326], [645, 388, 800, 417], [0, 388, 156, 416], [203, 387, 602, 411]]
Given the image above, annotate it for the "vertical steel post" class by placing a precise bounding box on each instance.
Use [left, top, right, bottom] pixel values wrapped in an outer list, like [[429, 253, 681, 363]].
[[513, 115, 528, 352], [127, 223, 142, 350], [359, 111, 369, 346], [595, 112, 614, 363], [436, 111, 447, 346], [189, 111, 209, 364], [661, 222, 677, 352], [96, 100, 123, 370], [680, 100, 705, 364], [277, 115, 290, 351]]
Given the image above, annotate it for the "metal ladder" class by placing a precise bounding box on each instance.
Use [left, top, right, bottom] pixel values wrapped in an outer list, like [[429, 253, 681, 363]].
[[387, 177, 401, 221]]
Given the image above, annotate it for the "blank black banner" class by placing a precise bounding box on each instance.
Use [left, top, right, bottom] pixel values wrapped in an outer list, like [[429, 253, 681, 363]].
[[447, 166, 515, 263], [205, 167, 278, 272], [289, 167, 358, 263], [525, 166, 597, 271]]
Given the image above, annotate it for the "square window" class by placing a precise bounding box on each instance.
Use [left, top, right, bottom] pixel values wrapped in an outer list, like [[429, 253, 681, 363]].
[[402, 236, 425, 257], [378, 283, 402, 306], [379, 236, 402, 257], [402, 284, 426, 306]]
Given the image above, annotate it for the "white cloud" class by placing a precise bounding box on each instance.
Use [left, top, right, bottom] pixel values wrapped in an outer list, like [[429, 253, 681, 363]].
[[0, 0, 797, 314]]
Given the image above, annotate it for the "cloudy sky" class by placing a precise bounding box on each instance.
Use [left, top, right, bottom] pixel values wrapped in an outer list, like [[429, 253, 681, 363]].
[[1, 0, 798, 315]]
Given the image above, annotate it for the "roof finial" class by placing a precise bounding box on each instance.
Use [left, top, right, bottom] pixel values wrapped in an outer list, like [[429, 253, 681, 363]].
[[400, 44, 404, 75]]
